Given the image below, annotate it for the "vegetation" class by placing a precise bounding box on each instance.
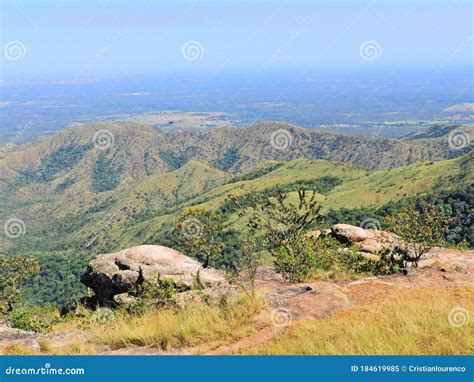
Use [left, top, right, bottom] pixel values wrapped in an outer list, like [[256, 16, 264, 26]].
[[214, 147, 241, 171], [159, 151, 188, 170], [225, 238, 264, 299], [385, 201, 453, 266], [7, 305, 60, 333], [12, 144, 92, 187], [174, 208, 225, 268], [245, 288, 473, 355], [230, 186, 322, 282], [322, 184, 473, 246], [0, 256, 40, 313], [50, 296, 260, 354], [91, 153, 123, 192], [21, 251, 91, 307]]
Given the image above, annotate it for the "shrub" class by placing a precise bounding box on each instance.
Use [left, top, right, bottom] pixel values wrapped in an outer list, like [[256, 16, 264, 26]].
[[274, 238, 318, 282], [0, 256, 40, 313], [385, 201, 452, 266], [229, 186, 322, 282], [226, 238, 264, 299], [174, 208, 225, 268], [7, 305, 60, 333]]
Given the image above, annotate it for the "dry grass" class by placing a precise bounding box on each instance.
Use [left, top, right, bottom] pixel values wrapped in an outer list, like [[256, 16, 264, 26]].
[[51, 296, 261, 354], [243, 287, 473, 355], [1, 344, 39, 355]]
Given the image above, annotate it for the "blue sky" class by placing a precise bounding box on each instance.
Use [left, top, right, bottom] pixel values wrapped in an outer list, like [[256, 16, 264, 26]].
[[1, 0, 472, 78]]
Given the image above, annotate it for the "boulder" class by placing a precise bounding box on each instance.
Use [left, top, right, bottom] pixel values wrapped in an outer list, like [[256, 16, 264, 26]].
[[81, 245, 226, 305], [359, 238, 385, 254], [331, 224, 368, 242]]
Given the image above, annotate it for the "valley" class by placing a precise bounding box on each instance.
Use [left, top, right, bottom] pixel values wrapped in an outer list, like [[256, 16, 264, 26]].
[[0, 120, 472, 307]]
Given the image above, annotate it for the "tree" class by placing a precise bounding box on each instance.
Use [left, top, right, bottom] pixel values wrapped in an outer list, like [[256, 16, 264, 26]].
[[385, 201, 452, 267], [226, 238, 263, 299], [174, 208, 225, 268], [0, 256, 40, 313], [229, 186, 322, 281]]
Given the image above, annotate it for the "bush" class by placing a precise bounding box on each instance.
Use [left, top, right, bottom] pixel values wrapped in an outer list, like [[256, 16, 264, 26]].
[[385, 201, 452, 266], [7, 306, 60, 333], [274, 238, 318, 282], [0, 256, 40, 313]]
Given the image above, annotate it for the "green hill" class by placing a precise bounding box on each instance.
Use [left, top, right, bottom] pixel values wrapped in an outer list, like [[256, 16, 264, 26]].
[[1, 122, 471, 307]]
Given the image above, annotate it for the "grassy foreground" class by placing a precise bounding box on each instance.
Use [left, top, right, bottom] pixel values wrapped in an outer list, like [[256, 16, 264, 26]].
[[47, 296, 261, 354], [244, 288, 473, 355], [4, 288, 472, 355]]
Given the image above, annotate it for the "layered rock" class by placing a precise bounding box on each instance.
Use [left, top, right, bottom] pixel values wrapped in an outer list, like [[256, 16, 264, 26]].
[[308, 224, 407, 261], [81, 245, 226, 305]]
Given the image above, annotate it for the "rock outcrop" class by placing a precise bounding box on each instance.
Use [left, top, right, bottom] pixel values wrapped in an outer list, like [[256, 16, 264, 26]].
[[81, 245, 226, 305], [309, 224, 406, 261], [0, 324, 40, 352], [331, 224, 369, 243]]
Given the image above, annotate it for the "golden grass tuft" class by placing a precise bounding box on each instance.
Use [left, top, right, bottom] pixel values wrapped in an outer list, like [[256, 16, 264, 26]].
[[51, 296, 261, 353], [244, 288, 473, 355], [97, 298, 260, 351]]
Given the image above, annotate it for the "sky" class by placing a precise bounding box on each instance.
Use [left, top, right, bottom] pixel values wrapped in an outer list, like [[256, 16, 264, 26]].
[[0, 0, 472, 78]]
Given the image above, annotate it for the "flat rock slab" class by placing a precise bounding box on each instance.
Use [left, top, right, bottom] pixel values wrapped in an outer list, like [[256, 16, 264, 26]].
[[256, 280, 352, 321], [0, 324, 40, 353]]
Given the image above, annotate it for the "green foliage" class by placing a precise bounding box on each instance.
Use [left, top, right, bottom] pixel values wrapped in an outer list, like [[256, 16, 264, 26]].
[[91, 153, 123, 192], [230, 186, 322, 281], [220, 176, 341, 216], [274, 238, 318, 282], [160, 151, 188, 170], [226, 238, 264, 298], [174, 208, 225, 268], [278, 176, 342, 195], [7, 305, 60, 333], [13, 144, 92, 187], [385, 201, 453, 266], [0, 256, 40, 313], [21, 252, 91, 307], [55, 177, 76, 193], [311, 236, 378, 277], [231, 186, 321, 250], [228, 162, 283, 183], [372, 248, 403, 275], [322, 184, 473, 247], [123, 278, 185, 315], [214, 147, 241, 171]]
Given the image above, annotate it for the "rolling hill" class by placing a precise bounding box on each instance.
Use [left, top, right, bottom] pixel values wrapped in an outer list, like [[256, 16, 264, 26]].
[[0, 121, 472, 254], [1, 121, 472, 306]]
